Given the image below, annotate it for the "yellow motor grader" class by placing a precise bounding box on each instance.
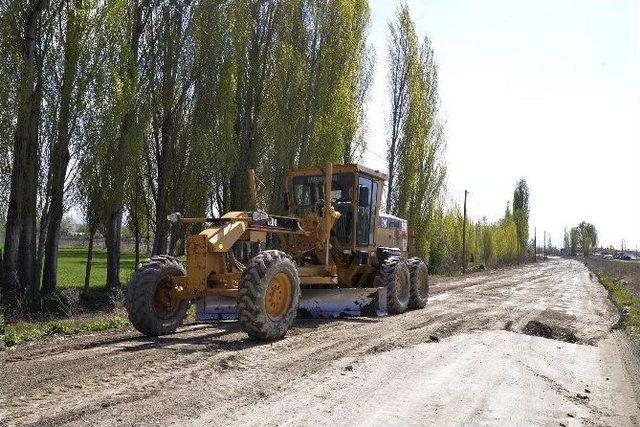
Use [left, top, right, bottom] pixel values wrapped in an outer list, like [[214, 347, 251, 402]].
[[126, 163, 429, 340]]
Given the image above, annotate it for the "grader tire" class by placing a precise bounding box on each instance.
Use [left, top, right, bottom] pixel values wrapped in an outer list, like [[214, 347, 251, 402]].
[[407, 257, 429, 309], [237, 250, 301, 341], [126, 255, 189, 336], [380, 256, 410, 315]]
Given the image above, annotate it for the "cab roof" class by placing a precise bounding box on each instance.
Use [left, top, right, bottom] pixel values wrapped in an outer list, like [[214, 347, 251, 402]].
[[286, 163, 388, 181]]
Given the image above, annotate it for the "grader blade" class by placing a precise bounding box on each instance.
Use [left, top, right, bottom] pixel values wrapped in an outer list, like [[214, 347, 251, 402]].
[[195, 295, 238, 321], [194, 287, 387, 322], [297, 287, 387, 318]]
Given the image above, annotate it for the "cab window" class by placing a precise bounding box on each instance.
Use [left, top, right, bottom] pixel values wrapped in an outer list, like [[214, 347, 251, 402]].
[[356, 175, 378, 246], [292, 173, 354, 245], [331, 173, 354, 245], [292, 175, 324, 217]]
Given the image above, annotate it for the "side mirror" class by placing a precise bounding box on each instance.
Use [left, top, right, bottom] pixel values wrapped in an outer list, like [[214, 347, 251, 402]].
[[358, 187, 370, 208], [283, 192, 290, 212]]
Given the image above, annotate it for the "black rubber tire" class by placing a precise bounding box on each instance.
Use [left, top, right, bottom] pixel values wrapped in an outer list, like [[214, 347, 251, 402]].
[[237, 250, 301, 341], [126, 255, 189, 336], [380, 256, 410, 315], [407, 257, 429, 309]]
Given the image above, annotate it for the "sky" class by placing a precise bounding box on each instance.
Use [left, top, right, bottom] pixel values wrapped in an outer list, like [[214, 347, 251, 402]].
[[364, 0, 640, 250]]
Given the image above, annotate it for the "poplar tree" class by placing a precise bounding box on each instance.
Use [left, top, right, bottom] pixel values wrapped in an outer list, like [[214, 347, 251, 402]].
[[263, 0, 373, 212], [40, 0, 94, 293], [576, 221, 597, 257], [386, 4, 446, 260], [78, 0, 152, 291], [144, 1, 195, 255], [1, 0, 52, 305], [512, 178, 530, 260]]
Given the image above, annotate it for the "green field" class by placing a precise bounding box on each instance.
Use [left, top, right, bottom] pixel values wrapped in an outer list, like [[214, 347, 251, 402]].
[[57, 247, 140, 289], [2, 247, 143, 347]]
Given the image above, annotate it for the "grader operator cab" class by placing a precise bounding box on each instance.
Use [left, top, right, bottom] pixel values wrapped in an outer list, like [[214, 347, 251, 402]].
[[126, 163, 429, 341]]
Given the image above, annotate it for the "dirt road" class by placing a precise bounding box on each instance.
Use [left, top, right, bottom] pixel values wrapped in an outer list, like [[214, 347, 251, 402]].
[[3, 259, 639, 426]]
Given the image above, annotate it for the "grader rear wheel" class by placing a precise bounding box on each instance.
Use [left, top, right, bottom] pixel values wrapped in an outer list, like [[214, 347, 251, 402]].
[[237, 250, 301, 341], [407, 257, 429, 309], [126, 255, 190, 336], [380, 256, 411, 315]]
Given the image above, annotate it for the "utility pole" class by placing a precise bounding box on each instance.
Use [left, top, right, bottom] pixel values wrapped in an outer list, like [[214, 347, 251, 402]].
[[462, 189, 468, 274], [534, 227, 537, 262], [543, 230, 546, 258]]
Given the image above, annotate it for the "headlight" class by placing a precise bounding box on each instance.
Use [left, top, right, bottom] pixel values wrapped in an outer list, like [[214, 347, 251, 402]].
[[167, 212, 181, 224]]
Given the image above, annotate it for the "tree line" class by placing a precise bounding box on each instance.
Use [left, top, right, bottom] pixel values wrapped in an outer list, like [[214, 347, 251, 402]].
[[426, 179, 531, 274], [0, 0, 376, 309], [0, 1, 527, 313], [563, 222, 597, 257]]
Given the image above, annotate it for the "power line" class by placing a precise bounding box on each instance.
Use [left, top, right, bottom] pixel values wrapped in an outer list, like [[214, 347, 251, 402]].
[[364, 146, 386, 162]]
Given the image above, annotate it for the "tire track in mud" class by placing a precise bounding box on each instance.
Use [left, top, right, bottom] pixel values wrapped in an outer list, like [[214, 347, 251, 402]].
[[3, 259, 623, 426]]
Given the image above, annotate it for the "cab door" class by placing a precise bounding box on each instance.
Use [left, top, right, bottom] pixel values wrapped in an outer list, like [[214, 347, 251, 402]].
[[356, 175, 378, 248]]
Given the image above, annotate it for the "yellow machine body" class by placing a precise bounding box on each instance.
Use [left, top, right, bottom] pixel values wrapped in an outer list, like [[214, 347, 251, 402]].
[[167, 163, 412, 319]]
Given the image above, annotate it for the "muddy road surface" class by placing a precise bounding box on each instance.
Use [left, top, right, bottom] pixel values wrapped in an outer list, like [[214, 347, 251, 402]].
[[3, 259, 639, 426]]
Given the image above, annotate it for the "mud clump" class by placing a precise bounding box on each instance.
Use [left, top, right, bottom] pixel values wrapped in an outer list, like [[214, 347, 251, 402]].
[[504, 320, 513, 331], [367, 341, 407, 354], [522, 320, 579, 344]]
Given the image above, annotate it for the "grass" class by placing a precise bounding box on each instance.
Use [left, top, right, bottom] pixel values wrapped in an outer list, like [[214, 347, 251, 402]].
[[2, 247, 138, 347], [4, 315, 131, 347], [593, 270, 640, 341], [2, 248, 194, 347], [611, 259, 640, 265], [57, 247, 139, 289]]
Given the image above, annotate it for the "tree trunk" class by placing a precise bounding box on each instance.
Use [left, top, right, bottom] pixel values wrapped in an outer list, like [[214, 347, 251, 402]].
[[134, 233, 140, 266], [41, 164, 66, 294], [0, 248, 3, 303], [228, 2, 276, 210], [145, 221, 151, 255], [35, 205, 49, 290], [83, 227, 95, 295], [42, 1, 80, 294], [17, 114, 40, 300], [3, 1, 48, 306], [151, 143, 169, 254], [151, 6, 179, 256], [104, 209, 122, 291], [131, 180, 141, 266], [101, 0, 148, 285], [386, 152, 395, 214], [3, 187, 22, 306]]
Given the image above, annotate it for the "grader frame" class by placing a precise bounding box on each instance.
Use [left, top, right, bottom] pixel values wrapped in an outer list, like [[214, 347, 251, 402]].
[[126, 163, 428, 340], [170, 164, 342, 296]]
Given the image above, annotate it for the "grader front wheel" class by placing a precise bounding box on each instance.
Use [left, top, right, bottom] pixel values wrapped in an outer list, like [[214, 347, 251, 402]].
[[237, 250, 301, 341], [126, 255, 190, 336]]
